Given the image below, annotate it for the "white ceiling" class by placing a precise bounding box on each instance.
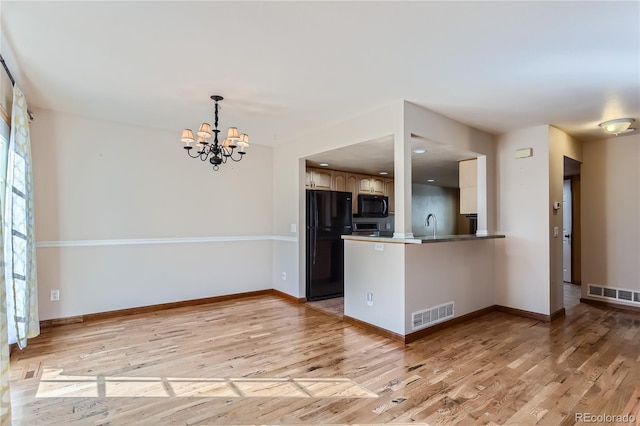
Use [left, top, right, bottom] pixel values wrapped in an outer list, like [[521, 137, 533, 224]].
[[2, 1, 639, 182]]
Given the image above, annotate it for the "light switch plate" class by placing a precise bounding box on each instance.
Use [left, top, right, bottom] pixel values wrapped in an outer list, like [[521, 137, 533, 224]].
[[290, 224, 297, 233]]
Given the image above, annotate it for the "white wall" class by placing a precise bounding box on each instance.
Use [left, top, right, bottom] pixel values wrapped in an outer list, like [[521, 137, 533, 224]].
[[548, 126, 582, 313], [404, 102, 496, 235], [272, 101, 495, 299], [495, 126, 550, 314], [405, 240, 496, 332], [32, 109, 274, 319], [581, 133, 640, 299], [344, 238, 497, 336], [344, 240, 405, 334], [272, 102, 404, 297]]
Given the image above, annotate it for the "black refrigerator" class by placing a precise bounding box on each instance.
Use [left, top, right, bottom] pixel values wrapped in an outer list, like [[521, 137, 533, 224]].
[[306, 190, 352, 301]]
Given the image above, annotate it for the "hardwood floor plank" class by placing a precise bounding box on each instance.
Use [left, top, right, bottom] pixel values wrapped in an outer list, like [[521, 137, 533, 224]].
[[9, 284, 640, 425]]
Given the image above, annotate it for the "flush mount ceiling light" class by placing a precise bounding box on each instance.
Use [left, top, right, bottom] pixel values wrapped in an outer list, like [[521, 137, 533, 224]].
[[598, 118, 636, 136], [181, 95, 249, 171], [413, 149, 427, 154], [379, 171, 389, 175], [319, 163, 329, 167]]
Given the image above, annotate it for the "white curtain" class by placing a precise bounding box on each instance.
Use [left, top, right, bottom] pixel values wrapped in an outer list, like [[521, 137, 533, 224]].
[[0, 101, 12, 426], [0, 255, 10, 425], [0, 251, 11, 425], [4, 84, 39, 349]]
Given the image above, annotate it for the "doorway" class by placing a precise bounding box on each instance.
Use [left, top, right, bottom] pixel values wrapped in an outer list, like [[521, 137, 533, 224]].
[[563, 157, 581, 307], [563, 179, 572, 283]]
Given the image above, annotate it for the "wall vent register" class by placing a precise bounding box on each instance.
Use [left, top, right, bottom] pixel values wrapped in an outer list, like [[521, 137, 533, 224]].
[[588, 284, 640, 306], [412, 301, 454, 331]]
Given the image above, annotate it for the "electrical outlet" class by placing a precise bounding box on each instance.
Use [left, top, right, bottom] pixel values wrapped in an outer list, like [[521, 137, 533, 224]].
[[281, 272, 287, 280], [374, 243, 384, 251], [366, 292, 373, 307], [50, 290, 60, 302]]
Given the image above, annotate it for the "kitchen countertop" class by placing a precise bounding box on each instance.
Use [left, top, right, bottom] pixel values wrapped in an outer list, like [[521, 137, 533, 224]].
[[342, 234, 505, 244]]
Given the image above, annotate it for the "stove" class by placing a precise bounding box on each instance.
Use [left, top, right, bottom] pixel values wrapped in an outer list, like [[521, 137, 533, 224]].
[[352, 222, 380, 236]]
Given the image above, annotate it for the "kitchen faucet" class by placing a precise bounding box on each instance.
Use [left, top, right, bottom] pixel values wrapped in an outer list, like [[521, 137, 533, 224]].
[[425, 213, 437, 238]]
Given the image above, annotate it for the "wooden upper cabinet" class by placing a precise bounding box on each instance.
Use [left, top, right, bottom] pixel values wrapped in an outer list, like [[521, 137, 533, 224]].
[[357, 175, 372, 194], [384, 179, 395, 214], [307, 168, 392, 214], [305, 169, 313, 189], [459, 159, 477, 214], [370, 177, 385, 195], [346, 174, 359, 213], [306, 168, 333, 190], [355, 175, 385, 195], [459, 159, 477, 188], [332, 171, 347, 192], [460, 187, 477, 215]]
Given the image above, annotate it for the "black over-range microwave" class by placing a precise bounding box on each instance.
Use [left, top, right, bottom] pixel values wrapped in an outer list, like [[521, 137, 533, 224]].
[[356, 194, 389, 217]]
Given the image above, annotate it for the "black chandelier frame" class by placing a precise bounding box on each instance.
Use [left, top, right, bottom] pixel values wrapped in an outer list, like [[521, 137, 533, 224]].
[[184, 95, 246, 171]]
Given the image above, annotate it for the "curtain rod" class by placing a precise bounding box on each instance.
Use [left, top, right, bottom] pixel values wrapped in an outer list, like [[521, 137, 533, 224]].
[[0, 54, 16, 87], [0, 53, 35, 121]]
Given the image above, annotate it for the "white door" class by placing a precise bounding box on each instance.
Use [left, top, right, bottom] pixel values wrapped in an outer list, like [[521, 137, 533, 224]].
[[563, 180, 572, 283]]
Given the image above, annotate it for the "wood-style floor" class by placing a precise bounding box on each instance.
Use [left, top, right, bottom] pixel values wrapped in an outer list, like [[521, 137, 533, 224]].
[[9, 284, 640, 425], [306, 296, 344, 319]]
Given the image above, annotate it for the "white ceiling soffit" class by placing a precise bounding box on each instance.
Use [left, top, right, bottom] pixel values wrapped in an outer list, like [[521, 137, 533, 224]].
[[2, 1, 639, 147], [306, 135, 478, 187]]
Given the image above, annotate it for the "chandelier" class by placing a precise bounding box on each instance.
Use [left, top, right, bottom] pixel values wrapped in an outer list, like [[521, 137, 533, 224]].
[[181, 95, 249, 171]]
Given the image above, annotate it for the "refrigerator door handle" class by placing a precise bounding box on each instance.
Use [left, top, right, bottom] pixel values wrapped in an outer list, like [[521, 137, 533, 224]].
[[313, 193, 318, 264], [314, 195, 319, 229], [313, 228, 317, 265]]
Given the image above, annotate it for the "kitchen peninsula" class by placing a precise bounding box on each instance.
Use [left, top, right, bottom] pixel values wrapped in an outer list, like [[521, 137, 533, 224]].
[[342, 233, 504, 343], [297, 101, 506, 341]]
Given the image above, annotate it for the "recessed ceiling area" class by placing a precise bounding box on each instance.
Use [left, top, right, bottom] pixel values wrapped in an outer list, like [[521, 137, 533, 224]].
[[305, 135, 478, 188]]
